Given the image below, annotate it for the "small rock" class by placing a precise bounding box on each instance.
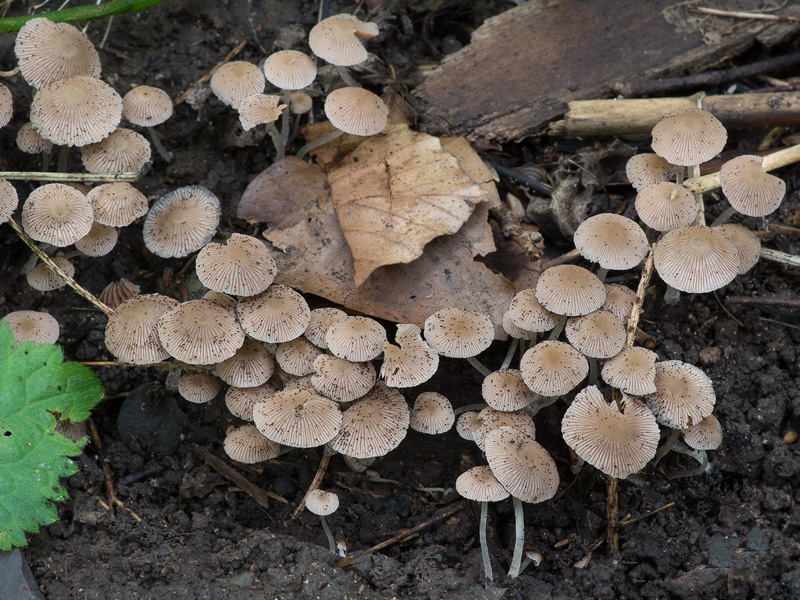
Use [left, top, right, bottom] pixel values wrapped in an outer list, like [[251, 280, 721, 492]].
[[708, 534, 740, 568], [667, 566, 727, 598], [698, 346, 722, 366], [746, 526, 770, 552]]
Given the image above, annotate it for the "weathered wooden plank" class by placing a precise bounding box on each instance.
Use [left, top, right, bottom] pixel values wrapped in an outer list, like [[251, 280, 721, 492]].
[[414, 0, 800, 147]]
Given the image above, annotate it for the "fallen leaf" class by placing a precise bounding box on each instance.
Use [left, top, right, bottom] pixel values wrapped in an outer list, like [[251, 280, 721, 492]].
[[237, 157, 514, 339]]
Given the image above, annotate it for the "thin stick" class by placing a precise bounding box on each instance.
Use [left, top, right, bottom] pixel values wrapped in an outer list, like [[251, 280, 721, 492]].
[[173, 39, 248, 107], [726, 295, 800, 308], [540, 248, 581, 269], [291, 453, 330, 519], [194, 445, 289, 506], [605, 475, 619, 550], [625, 245, 655, 347], [7, 218, 113, 316], [688, 6, 798, 22], [488, 205, 543, 262], [335, 502, 465, 568], [0, 0, 168, 32], [0, 170, 141, 182], [0, 67, 19, 77], [88, 418, 143, 522], [760, 247, 800, 267], [618, 501, 675, 528]]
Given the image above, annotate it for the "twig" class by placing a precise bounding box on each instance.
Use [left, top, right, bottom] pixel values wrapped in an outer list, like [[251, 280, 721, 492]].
[[486, 160, 553, 197], [0, 170, 141, 182], [605, 475, 619, 550], [726, 295, 800, 308], [612, 49, 800, 97], [0, 67, 19, 77], [0, 0, 168, 32], [625, 245, 655, 347], [291, 453, 330, 520], [540, 248, 581, 269], [174, 39, 248, 107], [88, 418, 143, 522], [194, 445, 289, 506], [760, 247, 800, 268], [713, 291, 745, 328], [488, 205, 543, 262], [688, 6, 799, 22], [335, 502, 465, 568], [7, 218, 113, 316], [618, 501, 675, 528]]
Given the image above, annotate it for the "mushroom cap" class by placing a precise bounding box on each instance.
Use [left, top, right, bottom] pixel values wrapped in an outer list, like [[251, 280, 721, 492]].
[[86, 182, 149, 227], [143, 185, 221, 258], [203, 290, 238, 308], [196, 233, 277, 297], [482, 369, 537, 412], [473, 407, 536, 451], [104, 294, 180, 364], [326, 316, 387, 362], [651, 108, 727, 166], [573, 213, 649, 271], [626, 153, 681, 191], [380, 323, 439, 388], [682, 414, 722, 451], [237, 93, 286, 131], [304, 307, 347, 349], [81, 127, 151, 174], [654, 226, 740, 294], [305, 489, 340, 516], [16, 122, 53, 154], [30, 75, 122, 146], [502, 311, 534, 340], [177, 371, 220, 403], [225, 382, 278, 421], [215, 338, 275, 387], [565, 310, 626, 359], [3, 310, 59, 345], [645, 360, 715, 429], [75, 222, 118, 256], [210, 60, 265, 109], [0, 84, 10, 129], [485, 426, 559, 504], [237, 284, 311, 343], [719, 154, 785, 217], [507, 289, 560, 333], [22, 183, 93, 247], [601, 346, 658, 396], [456, 411, 481, 441], [535, 265, 606, 317], [224, 424, 280, 464], [263, 50, 317, 90], [157, 299, 246, 365], [252, 387, 342, 448], [15, 18, 101, 89], [424, 307, 494, 359], [54, 419, 88, 442], [308, 14, 379, 67], [0, 179, 18, 225], [324, 87, 388, 136], [122, 85, 173, 127], [276, 337, 324, 377], [327, 381, 409, 458], [455, 466, 510, 503], [26, 257, 74, 292], [715, 224, 760, 274], [520, 340, 589, 397], [601, 284, 636, 323], [311, 354, 376, 402], [635, 182, 696, 233], [290, 92, 313, 114], [98, 278, 140, 310], [409, 391, 454, 434], [562, 385, 659, 479]]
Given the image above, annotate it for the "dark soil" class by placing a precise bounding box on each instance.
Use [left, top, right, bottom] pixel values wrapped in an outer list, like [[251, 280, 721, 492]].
[[2, 1, 800, 599]]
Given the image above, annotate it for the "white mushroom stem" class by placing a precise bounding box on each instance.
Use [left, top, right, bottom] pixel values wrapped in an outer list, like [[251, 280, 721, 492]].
[[336, 65, 361, 88], [281, 91, 292, 146], [710, 206, 737, 227], [653, 427, 681, 466], [500, 338, 519, 370], [690, 164, 705, 226], [319, 515, 336, 553], [267, 124, 286, 160], [548, 315, 568, 341], [668, 440, 709, 479], [760, 247, 800, 267], [596, 267, 609, 282], [518, 550, 542, 575], [508, 496, 525, 578], [453, 402, 488, 416], [466, 356, 492, 377], [296, 128, 344, 161], [147, 126, 174, 163], [479, 501, 493, 582]]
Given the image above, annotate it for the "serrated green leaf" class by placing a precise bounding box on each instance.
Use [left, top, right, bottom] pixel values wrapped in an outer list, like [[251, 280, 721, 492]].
[[0, 321, 104, 550]]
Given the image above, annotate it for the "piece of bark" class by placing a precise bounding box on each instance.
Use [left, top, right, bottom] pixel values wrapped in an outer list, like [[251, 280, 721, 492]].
[[414, 0, 800, 148], [549, 92, 800, 137]]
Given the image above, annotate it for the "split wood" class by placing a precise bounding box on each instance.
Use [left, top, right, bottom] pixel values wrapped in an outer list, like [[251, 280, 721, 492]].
[[174, 39, 248, 107], [290, 453, 330, 520], [7, 218, 114, 316], [335, 502, 466, 568], [88, 418, 143, 522], [194, 445, 289, 507], [549, 92, 800, 137]]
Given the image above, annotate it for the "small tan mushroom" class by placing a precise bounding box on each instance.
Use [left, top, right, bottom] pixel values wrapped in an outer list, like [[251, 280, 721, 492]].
[[238, 93, 286, 131], [196, 233, 277, 297], [253, 387, 342, 448], [309, 14, 379, 67], [290, 92, 313, 114], [311, 354, 376, 402], [601, 346, 658, 396], [565, 310, 626, 359], [654, 226, 739, 294], [645, 360, 716, 429], [507, 289, 559, 333], [535, 265, 606, 317], [562, 385, 659, 479], [682, 414, 722, 451], [224, 424, 280, 463], [573, 213, 649, 271], [626, 153, 681, 191], [324, 87, 388, 136], [635, 182, 698, 233], [263, 50, 317, 90], [305, 488, 340, 553], [122, 85, 173, 127], [424, 307, 494, 359], [484, 426, 559, 504], [225, 382, 278, 421], [0, 179, 17, 225], [601, 284, 636, 323], [715, 224, 760, 274], [98, 278, 140, 310], [22, 183, 93, 247], [409, 392, 454, 434], [215, 338, 275, 388], [304, 307, 346, 349], [651, 108, 727, 166], [473, 407, 536, 451], [177, 371, 220, 403], [157, 299, 246, 365], [719, 155, 785, 217], [502, 311, 534, 341], [75, 222, 118, 257], [87, 182, 149, 228], [456, 411, 481, 441], [276, 337, 324, 377], [236, 284, 311, 343], [380, 323, 439, 387], [27, 257, 74, 292], [3, 310, 59, 345], [143, 186, 221, 258], [520, 340, 588, 397], [16, 122, 53, 155], [104, 294, 180, 364], [326, 316, 387, 362], [482, 369, 537, 412], [210, 60, 265, 109], [81, 128, 151, 174]]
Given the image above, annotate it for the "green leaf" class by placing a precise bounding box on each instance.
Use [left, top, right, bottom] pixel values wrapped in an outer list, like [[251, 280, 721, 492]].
[[0, 321, 104, 550]]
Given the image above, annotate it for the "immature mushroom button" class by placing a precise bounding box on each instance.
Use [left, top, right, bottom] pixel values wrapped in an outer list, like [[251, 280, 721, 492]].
[[424, 307, 494, 359], [715, 224, 760, 274], [561, 385, 659, 479], [409, 392, 454, 434], [625, 153, 681, 191], [104, 294, 180, 365], [142, 186, 221, 259], [224, 424, 280, 464], [81, 128, 151, 174], [326, 316, 387, 362], [309, 14, 379, 67], [263, 50, 317, 90], [225, 382, 278, 421], [719, 154, 786, 217], [482, 369, 537, 412], [75, 222, 118, 257], [2, 310, 60, 345], [534, 265, 606, 317], [653, 226, 739, 294], [87, 182, 149, 228], [276, 337, 323, 377], [27, 257, 75, 292], [210, 60, 265, 109], [520, 340, 589, 397], [484, 426, 559, 504], [600, 346, 658, 396], [14, 18, 101, 89], [157, 299, 246, 365], [573, 213, 649, 271], [237, 284, 311, 343], [380, 323, 439, 388], [252, 387, 343, 448], [196, 233, 277, 297], [473, 407, 536, 452], [290, 92, 313, 114], [215, 338, 275, 388], [22, 183, 93, 247], [635, 182, 697, 233], [565, 310, 626, 359], [177, 371, 220, 404], [645, 360, 716, 429], [311, 354, 376, 402], [99, 278, 140, 310], [682, 414, 722, 451], [650, 107, 727, 166]]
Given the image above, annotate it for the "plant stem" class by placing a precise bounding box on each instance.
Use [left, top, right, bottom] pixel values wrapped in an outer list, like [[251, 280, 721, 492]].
[[596, 267, 609, 282], [479, 501, 493, 583], [0, 0, 168, 32], [508, 496, 525, 578], [625, 245, 655, 347], [0, 170, 141, 182], [7, 218, 113, 316], [320, 515, 336, 553]]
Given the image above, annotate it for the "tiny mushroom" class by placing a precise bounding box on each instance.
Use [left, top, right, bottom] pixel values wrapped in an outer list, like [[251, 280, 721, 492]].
[[215, 338, 275, 388], [326, 316, 387, 362], [456, 411, 482, 441], [565, 310, 626, 359], [22, 183, 93, 247], [223, 424, 280, 464], [142, 185, 221, 258], [424, 307, 494, 359], [715, 224, 760, 274], [104, 294, 180, 365], [311, 354, 376, 402], [195, 233, 277, 297], [98, 278, 140, 310], [308, 14, 379, 67], [650, 107, 727, 166], [573, 213, 649, 272], [520, 340, 589, 397], [209, 60, 265, 109], [601, 346, 658, 396], [682, 414, 723, 451], [625, 153, 681, 191], [2, 310, 60, 345], [81, 127, 151, 174], [304, 307, 347, 349], [236, 284, 311, 343], [253, 387, 343, 448], [177, 371, 220, 404], [635, 182, 697, 232], [305, 489, 340, 553], [237, 93, 286, 131], [482, 369, 537, 412], [535, 265, 606, 317], [473, 407, 536, 451], [263, 50, 317, 90], [87, 182, 149, 227], [719, 154, 785, 217], [507, 289, 560, 333], [601, 284, 636, 323], [645, 360, 716, 429], [74, 222, 118, 257], [225, 382, 278, 421], [276, 337, 324, 377], [409, 392, 454, 434], [16, 122, 53, 155], [654, 226, 740, 294], [27, 257, 74, 292], [380, 323, 439, 388], [122, 85, 173, 127], [0, 179, 17, 225]]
